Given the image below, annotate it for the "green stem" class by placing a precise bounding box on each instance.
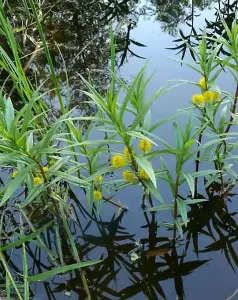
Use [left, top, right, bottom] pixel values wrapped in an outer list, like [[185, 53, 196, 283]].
[[0, 252, 23, 300], [173, 175, 180, 241]]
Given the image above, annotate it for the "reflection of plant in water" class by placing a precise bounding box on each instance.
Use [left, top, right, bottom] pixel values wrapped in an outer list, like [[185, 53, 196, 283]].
[[185, 192, 238, 270], [169, 0, 238, 60]]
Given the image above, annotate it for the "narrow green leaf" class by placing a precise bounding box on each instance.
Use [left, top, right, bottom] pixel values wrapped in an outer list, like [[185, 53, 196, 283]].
[[1, 221, 53, 252], [0, 166, 31, 207], [28, 260, 101, 281], [149, 204, 173, 212], [177, 198, 187, 227], [4, 97, 14, 132], [182, 172, 195, 198], [135, 155, 157, 188]]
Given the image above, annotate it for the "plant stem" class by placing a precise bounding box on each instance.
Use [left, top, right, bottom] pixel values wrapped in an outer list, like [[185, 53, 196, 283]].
[[173, 175, 180, 241], [102, 196, 128, 210], [225, 83, 238, 134], [126, 144, 153, 207], [194, 131, 203, 197]]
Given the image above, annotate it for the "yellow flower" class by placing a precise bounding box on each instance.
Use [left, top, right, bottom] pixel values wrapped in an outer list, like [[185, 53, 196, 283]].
[[138, 168, 149, 180], [123, 147, 134, 161], [12, 171, 18, 178], [203, 90, 214, 103], [192, 94, 205, 106], [138, 139, 152, 153], [42, 167, 48, 173], [213, 91, 220, 101], [93, 190, 102, 200], [33, 177, 43, 186], [199, 77, 207, 90], [111, 155, 126, 169], [122, 170, 135, 182], [94, 176, 103, 183]]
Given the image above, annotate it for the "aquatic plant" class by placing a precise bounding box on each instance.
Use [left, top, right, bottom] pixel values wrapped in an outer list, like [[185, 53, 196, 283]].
[[0, 1, 237, 298]]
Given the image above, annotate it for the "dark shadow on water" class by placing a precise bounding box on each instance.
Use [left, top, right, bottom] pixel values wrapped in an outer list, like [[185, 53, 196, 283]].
[[0, 183, 237, 299]]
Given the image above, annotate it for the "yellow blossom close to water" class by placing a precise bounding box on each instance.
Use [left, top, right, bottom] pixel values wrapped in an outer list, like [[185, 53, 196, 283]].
[[139, 139, 152, 153], [93, 190, 102, 200], [203, 90, 214, 103], [12, 171, 18, 178], [192, 94, 205, 106], [122, 170, 135, 182], [199, 77, 207, 90], [95, 176, 103, 183], [138, 168, 149, 180], [33, 177, 43, 186], [111, 154, 126, 168], [42, 167, 48, 173]]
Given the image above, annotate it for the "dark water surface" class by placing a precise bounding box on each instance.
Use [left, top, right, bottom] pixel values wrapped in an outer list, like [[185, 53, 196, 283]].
[[2, 0, 238, 299]]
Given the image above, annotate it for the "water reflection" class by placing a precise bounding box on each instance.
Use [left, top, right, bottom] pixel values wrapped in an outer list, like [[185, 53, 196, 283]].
[[2, 0, 228, 113], [169, 0, 238, 60], [1, 183, 237, 299]]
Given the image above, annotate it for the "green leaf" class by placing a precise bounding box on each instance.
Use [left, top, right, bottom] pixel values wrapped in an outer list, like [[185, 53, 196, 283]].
[[182, 172, 195, 198], [26, 133, 34, 151], [4, 97, 14, 132], [28, 260, 101, 281], [142, 180, 164, 204], [173, 122, 183, 149], [126, 130, 158, 146], [177, 198, 187, 227], [184, 199, 208, 205], [1, 221, 53, 252], [149, 204, 173, 212], [135, 155, 157, 188], [175, 219, 183, 236], [0, 166, 31, 207], [184, 139, 196, 150]]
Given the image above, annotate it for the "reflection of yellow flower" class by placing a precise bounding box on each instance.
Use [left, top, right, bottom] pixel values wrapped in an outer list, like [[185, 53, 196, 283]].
[[42, 167, 48, 173], [33, 177, 43, 186], [93, 190, 102, 200], [139, 139, 152, 153], [12, 171, 18, 178], [111, 155, 126, 169], [203, 90, 214, 103], [123, 147, 134, 161], [138, 168, 149, 180], [95, 176, 103, 183], [213, 91, 220, 101], [199, 77, 207, 90], [123, 170, 135, 182], [192, 94, 205, 105]]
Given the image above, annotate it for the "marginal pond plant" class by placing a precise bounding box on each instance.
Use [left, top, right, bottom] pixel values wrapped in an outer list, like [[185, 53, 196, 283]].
[[0, 0, 237, 298]]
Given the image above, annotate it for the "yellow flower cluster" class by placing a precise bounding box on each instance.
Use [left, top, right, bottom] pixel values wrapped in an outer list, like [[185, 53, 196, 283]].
[[94, 176, 103, 183], [33, 177, 43, 186], [122, 170, 135, 182], [192, 90, 220, 105], [93, 190, 102, 200], [111, 154, 126, 168], [199, 77, 207, 90], [138, 139, 152, 153], [192, 94, 205, 106], [12, 171, 18, 178], [138, 168, 149, 180], [42, 166, 48, 173]]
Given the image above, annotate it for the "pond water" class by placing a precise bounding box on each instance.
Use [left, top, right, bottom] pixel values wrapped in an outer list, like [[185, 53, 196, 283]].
[[1, 0, 238, 299]]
